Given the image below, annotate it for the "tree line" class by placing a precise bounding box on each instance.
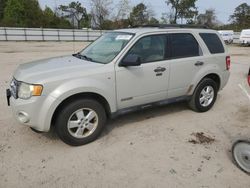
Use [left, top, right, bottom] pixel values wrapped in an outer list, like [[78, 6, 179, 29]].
[[0, 0, 249, 31]]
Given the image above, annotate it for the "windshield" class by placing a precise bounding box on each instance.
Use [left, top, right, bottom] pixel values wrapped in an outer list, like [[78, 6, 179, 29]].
[[79, 32, 134, 64]]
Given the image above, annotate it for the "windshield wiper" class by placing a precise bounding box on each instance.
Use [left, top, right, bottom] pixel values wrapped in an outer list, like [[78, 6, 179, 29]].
[[72, 53, 93, 62]]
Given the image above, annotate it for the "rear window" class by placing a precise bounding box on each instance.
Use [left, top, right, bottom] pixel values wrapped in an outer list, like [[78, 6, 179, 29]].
[[170, 33, 200, 59], [199, 33, 225, 54]]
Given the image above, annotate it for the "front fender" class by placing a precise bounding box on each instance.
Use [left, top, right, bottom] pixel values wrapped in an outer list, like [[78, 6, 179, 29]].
[[39, 78, 116, 131]]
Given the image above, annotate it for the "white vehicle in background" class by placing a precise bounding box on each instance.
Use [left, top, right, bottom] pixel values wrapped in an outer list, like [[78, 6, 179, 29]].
[[218, 30, 234, 44], [240, 29, 250, 45]]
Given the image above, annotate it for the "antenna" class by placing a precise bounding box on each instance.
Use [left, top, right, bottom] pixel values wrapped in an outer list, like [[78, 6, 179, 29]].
[[73, 38, 76, 53], [73, 28, 76, 53]]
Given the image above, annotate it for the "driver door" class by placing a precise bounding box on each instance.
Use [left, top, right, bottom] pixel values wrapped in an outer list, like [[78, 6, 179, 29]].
[[115, 34, 170, 109]]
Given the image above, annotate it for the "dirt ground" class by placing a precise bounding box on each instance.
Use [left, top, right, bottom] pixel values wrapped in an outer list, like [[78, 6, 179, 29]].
[[0, 42, 249, 188]]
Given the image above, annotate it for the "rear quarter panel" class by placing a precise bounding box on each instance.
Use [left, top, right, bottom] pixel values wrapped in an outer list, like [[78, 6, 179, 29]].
[[188, 30, 229, 94]]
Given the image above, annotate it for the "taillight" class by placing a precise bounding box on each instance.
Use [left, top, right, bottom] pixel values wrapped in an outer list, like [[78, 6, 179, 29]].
[[226, 56, 230, 70], [248, 69, 250, 86]]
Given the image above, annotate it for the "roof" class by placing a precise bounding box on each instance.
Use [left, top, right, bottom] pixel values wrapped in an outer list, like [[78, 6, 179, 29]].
[[115, 27, 214, 35]]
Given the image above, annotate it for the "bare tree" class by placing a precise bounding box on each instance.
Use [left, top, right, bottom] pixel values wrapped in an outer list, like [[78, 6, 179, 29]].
[[197, 9, 217, 28], [161, 7, 175, 24], [90, 0, 112, 29], [114, 0, 131, 21]]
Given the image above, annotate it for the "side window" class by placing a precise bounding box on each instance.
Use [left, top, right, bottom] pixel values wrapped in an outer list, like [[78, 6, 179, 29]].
[[170, 33, 201, 59], [126, 35, 167, 63], [199, 33, 225, 54]]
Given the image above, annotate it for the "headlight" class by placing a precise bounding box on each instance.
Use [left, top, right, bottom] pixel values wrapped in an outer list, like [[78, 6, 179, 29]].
[[18, 82, 43, 99]]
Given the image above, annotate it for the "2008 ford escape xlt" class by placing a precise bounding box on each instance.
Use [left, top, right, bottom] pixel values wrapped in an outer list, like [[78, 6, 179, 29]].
[[6, 25, 230, 146]]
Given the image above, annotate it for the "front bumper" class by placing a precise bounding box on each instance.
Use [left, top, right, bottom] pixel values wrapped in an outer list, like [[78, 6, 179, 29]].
[[6, 91, 57, 132]]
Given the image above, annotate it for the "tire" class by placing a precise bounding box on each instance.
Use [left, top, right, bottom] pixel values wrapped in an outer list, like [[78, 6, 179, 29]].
[[55, 98, 107, 146], [232, 140, 250, 174], [188, 78, 218, 112]]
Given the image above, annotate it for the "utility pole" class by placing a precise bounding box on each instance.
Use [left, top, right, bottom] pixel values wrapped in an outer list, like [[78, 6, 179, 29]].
[[54, 0, 58, 16]]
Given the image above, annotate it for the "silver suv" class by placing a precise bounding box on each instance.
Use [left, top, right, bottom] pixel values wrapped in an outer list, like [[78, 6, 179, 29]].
[[6, 26, 230, 146]]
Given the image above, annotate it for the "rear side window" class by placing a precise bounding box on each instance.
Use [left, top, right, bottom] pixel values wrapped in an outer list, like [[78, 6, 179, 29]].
[[170, 33, 200, 59], [199, 33, 225, 54]]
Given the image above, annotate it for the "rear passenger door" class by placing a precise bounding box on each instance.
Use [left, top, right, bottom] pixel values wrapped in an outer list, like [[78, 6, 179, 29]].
[[167, 32, 204, 98]]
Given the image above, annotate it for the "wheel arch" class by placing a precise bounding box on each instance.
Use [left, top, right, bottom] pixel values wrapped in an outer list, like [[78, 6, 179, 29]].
[[189, 72, 221, 96], [51, 92, 112, 127], [202, 73, 221, 90]]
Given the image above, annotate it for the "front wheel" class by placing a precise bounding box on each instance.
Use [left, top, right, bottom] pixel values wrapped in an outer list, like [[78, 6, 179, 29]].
[[55, 98, 107, 146], [188, 78, 218, 112], [232, 140, 250, 174]]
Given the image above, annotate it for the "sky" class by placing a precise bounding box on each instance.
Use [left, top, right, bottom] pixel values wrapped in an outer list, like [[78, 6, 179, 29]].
[[38, 0, 249, 24]]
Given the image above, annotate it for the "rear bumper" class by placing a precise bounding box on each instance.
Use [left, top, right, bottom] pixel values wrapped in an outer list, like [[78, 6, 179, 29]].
[[220, 70, 230, 90], [240, 40, 250, 44]]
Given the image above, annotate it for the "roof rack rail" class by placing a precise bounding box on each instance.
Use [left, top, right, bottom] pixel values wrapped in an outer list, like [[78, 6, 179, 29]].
[[132, 24, 209, 29]]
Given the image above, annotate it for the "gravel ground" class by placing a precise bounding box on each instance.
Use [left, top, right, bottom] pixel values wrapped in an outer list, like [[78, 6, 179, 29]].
[[0, 42, 249, 188]]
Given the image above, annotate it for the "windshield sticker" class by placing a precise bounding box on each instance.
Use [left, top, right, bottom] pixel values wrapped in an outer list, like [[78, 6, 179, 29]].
[[116, 35, 132, 40]]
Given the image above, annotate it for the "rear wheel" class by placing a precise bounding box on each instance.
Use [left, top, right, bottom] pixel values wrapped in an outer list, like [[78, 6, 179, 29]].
[[188, 78, 218, 112], [232, 140, 250, 174], [55, 98, 107, 146]]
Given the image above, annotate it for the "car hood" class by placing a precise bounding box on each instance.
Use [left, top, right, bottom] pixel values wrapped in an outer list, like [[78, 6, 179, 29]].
[[13, 55, 104, 83]]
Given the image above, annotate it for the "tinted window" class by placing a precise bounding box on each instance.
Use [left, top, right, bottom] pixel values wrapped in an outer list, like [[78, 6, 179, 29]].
[[170, 33, 200, 59], [125, 35, 167, 63], [199, 33, 225, 54]]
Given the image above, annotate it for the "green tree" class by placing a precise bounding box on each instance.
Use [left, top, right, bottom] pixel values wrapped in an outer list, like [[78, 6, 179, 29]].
[[22, 0, 43, 27], [0, 0, 7, 21], [80, 13, 91, 28], [230, 3, 250, 28], [59, 1, 88, 29], [42, 6, 55, 27], [3, 0, 43, 27], [42, 6, 71, 28], [2, 0, 25, 26], [166, 0, 198, 24], [129, 3, 150, 26], [148, 17, 159, 25], [113, 19, 130, 29]]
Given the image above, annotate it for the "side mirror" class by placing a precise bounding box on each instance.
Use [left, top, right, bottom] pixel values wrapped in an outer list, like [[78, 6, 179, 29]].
[[120, 54, 141, 67]]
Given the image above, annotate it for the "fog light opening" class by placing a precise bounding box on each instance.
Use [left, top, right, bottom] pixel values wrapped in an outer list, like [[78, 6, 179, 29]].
[[17, 111, 30, 123]]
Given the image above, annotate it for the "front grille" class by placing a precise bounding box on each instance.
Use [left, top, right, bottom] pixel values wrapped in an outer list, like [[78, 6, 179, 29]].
[[10, 78, 18, 99]]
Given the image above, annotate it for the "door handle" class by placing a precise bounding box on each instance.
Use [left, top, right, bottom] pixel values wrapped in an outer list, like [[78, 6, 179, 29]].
[[195, 61, 204, 66], [154, 67, 166, 73]]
